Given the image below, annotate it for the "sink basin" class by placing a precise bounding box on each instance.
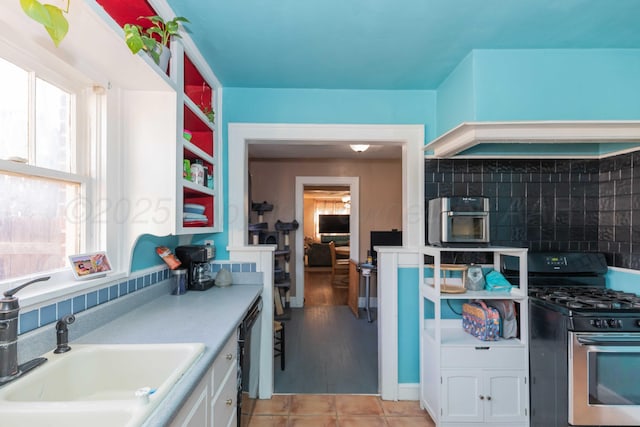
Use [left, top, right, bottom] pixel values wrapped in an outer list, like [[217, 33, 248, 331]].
[[0, 343, 205, 427]]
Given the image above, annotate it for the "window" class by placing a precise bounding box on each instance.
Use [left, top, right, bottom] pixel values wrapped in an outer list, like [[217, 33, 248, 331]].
[[0, 55, 95, 282]]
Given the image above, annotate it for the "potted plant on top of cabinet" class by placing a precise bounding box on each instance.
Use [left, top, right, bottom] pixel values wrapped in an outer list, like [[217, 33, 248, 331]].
[[123, 15, 189, 72]]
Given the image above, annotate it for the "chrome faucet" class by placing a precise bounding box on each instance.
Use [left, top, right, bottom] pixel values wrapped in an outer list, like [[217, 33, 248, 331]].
[[0, 276, 50, 386]]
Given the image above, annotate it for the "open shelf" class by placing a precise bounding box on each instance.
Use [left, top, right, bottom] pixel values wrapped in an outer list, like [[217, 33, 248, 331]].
[[184, 53, 214, 119], [183, 102, 214, 157], [421, 282, 527, 300]]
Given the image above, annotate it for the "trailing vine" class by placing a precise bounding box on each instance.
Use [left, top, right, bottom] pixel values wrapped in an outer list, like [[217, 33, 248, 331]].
[[20, 0, 70, 47]]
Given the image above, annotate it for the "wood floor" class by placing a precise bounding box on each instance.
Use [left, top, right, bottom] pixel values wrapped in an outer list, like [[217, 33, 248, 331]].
[[304, 270, 348, 306], [273, 270, 377, 394]]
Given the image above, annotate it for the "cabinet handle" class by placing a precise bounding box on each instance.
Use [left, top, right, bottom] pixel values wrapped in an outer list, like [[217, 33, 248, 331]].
[[226, 398, 233, 406], [226, 353, 234, 360], [487, 396, 492, 401], [479, 395, 485, 400]]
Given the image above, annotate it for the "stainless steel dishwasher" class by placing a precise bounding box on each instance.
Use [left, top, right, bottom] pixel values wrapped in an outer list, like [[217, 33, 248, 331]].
[[237, 296, 262, 427]]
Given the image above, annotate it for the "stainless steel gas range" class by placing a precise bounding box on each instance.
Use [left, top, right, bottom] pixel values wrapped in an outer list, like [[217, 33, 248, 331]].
[[505, 252, 640, 427]]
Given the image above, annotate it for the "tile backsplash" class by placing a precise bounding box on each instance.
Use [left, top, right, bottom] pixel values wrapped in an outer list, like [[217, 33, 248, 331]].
[[425, 150, 640, 269], [18, 261, 257, 335]]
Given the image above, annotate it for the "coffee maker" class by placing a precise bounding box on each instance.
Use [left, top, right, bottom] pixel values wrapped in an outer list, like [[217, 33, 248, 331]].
[[174, 245, 216, 291]]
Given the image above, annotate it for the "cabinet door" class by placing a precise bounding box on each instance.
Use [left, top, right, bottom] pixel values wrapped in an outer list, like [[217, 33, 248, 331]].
[[212, 365, 238, 427], [171, 375, 209, 427], [441, 370, 483, 422], [483, 370, 528, 424]]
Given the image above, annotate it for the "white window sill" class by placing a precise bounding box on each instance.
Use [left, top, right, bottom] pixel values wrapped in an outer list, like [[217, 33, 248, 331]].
[[2, 269, 128, 311]]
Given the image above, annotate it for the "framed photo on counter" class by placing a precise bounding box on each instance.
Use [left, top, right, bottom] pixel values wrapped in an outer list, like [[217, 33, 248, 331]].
[[69, 251, 112, 280]]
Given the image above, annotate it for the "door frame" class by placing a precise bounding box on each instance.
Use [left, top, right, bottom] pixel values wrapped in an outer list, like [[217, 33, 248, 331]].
[[293, 176, 359, 308], [227, 123, 425, 400]]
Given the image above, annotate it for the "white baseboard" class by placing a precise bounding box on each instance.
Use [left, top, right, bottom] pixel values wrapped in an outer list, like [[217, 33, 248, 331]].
[[397, 383, 420, 400]]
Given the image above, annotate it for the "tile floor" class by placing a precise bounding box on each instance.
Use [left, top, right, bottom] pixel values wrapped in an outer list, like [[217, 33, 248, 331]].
[[246, 394, 435, 427]]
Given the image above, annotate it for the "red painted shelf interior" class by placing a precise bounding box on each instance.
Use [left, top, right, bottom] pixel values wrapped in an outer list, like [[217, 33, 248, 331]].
[[184, 54, 213, 117], [183, 105, 214, 157], [183, 192, 214, 227]]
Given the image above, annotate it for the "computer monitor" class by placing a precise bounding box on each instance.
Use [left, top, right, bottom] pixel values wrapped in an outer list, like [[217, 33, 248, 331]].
[[370, 230, 402, 265]]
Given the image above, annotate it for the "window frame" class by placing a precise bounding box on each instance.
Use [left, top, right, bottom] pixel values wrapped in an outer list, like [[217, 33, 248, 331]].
[[0, 40, 116, 303]]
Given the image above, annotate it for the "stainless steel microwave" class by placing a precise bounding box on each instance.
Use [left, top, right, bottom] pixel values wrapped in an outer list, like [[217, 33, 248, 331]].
[[428, 197, 490, 246]]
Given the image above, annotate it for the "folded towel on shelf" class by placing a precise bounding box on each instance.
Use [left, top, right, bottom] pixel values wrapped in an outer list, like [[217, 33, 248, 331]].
[[485, 270, 513, 292]]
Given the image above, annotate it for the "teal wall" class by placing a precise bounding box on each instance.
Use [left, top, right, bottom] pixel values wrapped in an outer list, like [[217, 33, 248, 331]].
[[434, 49, 640, 140], [474, 49, 640, 121], [398, 267, 420, 383], [436, 52, 476, 137], [606, 269, 640, 293], [130, 234, 181, 271]]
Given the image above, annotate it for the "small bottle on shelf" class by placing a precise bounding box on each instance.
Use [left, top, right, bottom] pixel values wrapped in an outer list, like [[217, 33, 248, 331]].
[[190, 160, 204, 185]]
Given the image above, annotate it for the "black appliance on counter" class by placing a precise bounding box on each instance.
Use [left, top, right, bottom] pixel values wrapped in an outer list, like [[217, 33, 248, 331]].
[[238, 297, 262, 427], [504, 252, 640, 427], [174, 245, 216, 291]]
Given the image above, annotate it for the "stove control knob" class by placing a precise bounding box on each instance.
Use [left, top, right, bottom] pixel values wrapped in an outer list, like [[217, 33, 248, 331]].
[[607, 319, 620, 328], [590, 319, 606, 328]]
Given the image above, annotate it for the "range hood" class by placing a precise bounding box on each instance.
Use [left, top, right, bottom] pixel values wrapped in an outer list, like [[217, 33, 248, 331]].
[[423, 121, 640, 158]]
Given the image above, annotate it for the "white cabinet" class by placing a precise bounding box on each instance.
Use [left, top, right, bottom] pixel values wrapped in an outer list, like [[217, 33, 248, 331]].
[[170, 333, 238, 427], [419, 246, 529, 427], [172, 373, 209, 427], [441, 369, 528, 424]]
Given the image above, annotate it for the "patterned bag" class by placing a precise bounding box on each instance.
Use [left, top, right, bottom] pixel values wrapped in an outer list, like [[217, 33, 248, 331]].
[[462, 300, 501, 341]]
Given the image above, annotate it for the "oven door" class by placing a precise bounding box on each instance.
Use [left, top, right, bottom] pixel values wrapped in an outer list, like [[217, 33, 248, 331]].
[[569, 332, 640, 426]]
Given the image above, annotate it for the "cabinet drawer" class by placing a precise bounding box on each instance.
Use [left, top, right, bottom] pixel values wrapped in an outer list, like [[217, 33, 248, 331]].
[[212, 333, 237, 392], [441, 345, 525, 369], [212, 368, 237, 427]]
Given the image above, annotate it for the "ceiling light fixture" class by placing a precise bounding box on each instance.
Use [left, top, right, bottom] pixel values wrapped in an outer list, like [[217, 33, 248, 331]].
[[350, 144, 370, 153]]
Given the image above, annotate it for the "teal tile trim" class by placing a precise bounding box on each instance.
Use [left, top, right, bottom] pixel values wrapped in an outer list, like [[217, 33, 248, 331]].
[[18, 268, 170, 335], [398, 267, 420, 384], [209, 262, 256, 273]]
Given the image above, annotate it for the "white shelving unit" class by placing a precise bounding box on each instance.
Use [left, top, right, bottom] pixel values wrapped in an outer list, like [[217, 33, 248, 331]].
[[419, 246, 530, 427]]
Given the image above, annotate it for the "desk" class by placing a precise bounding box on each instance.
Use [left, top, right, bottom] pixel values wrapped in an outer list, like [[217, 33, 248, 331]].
[[358, 263, 377, 322]]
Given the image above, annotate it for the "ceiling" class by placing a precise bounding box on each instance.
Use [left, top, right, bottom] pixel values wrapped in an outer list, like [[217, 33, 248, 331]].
[[166, 0, 640, 90]]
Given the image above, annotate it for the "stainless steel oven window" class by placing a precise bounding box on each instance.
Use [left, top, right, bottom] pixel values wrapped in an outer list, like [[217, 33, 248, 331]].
[[569, 332, 640, 426]]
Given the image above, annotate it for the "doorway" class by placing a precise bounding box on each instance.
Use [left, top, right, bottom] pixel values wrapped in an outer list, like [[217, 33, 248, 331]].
[[294, 176, 359, 308], [302, 184, 351, 306], [228, 123, 425, 400]]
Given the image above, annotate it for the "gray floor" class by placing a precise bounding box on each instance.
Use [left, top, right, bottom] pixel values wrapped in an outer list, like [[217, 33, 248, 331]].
[[274, 305, 378, 394]]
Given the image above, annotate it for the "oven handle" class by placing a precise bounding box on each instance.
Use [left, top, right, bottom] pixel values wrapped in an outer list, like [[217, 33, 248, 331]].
[[577, 336, 640, 347], [446, 212, 489, 216]]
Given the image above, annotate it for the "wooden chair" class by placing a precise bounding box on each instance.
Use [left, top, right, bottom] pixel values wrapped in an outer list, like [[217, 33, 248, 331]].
[[329, 241, 349, 286]]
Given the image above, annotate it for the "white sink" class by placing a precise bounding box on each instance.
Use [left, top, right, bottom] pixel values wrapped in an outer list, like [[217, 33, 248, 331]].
[[0, 343, 205, 427]]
